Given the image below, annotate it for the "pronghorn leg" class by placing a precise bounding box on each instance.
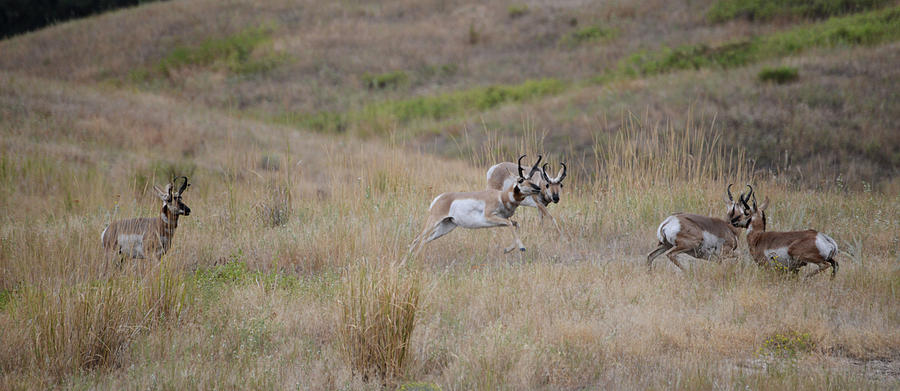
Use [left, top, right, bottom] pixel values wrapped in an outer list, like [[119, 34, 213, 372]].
[[664, 246, 689, 272], [405, 217, 456, 265], [829, 259, 839, 279], [646, 243, 671, 271], [805, 259, 839, 279], [805, 262, 831, 279], [480, 216, 523, 254], [537, 203, 563, 237]]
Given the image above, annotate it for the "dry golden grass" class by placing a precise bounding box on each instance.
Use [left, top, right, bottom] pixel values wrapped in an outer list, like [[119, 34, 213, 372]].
[[1, 67, 898, 389]]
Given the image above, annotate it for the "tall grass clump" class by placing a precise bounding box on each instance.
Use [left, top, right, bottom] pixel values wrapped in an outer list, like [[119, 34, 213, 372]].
[[12, 264, 189, 377], [707, 0, 892, 23], [338, 260, 420, 382], [594, 114, 752, 189]]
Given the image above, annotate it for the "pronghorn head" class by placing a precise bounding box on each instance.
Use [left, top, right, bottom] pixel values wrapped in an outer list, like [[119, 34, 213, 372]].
[[731, 185, 767, 229], [539, 162, 567, 204], [515, 154, 544, 196], [153, 176, 191, 217]]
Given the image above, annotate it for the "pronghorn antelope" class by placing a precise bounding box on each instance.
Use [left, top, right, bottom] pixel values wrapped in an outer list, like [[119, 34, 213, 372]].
[[646, 184, 748, 271], [102, 176, 191, 260], [486, 160, 567, 235], [404, 155, 544, 264], [731, 187, 839, 278]]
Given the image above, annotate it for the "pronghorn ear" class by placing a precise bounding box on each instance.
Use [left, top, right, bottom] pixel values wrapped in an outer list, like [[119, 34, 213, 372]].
[[758, 197, 769, 212], [153, 185, 169, 201]]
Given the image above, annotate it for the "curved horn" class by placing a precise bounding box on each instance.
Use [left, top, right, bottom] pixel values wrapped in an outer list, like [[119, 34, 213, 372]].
[[528, 155, 543, 178], [540, 163, 551, 182], [177, 176, 190, 195], [748, 184, 757, 209], [555, 162, 567, 182], [726, 184, 734, 202], [517, 154, 527, 178]]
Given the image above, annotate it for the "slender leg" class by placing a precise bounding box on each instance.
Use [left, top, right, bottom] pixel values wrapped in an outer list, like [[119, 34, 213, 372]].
[[480, 215, 524, 254], [829, 259, 839, 279], [664, 246, 690, 271], [805, 262, 831, 278], [536, 203, 563, 237], [646, 243, 671, 271]]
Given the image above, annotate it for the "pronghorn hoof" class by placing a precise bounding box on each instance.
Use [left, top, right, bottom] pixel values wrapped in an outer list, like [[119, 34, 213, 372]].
[[519, 248, 526, 252]]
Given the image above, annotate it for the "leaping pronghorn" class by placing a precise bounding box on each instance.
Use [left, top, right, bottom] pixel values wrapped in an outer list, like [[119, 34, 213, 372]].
[[403, 155, 544, 266], [486, 159, 567, 235]]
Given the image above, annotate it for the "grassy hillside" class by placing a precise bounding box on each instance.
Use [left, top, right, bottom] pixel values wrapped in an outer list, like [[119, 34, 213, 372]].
[[1, 0, 899, 389]]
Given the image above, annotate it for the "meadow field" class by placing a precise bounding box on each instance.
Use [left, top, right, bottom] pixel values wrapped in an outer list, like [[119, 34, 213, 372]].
[[1, 0, 899, 389]]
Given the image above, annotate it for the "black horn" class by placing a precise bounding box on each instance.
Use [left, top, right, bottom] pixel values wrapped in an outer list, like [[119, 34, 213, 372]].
[[556, 162, 567, 182], [540, 163, 552, 182], [727, 184, 734, 201], [517, 154, 527, 178], [177, 176, 190, 195], [528, 155, 543, 178]]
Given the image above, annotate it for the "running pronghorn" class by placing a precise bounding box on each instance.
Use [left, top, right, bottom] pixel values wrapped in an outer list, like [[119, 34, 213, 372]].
[[731, 186, 839, 278], [486, 159, 567, 235], [646, 184, 749, 271], [102, 176, 191, 260], [404, 155, 544, 265]]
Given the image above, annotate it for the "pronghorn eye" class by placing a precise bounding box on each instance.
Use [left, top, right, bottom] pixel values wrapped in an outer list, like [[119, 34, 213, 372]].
[[545, 184, 549, 189]]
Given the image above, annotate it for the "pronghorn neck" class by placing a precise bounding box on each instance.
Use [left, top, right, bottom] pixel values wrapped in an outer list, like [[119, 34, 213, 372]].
[[503, 183, 529, 205], [160, 204, 179, 228]]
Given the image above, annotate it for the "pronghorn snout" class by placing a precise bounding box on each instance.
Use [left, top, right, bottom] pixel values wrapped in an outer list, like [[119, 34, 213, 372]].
[[182, 205, 191, 216], [552, 194, 560, 203]]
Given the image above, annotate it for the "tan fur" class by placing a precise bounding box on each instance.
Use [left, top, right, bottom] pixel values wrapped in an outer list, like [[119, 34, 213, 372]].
[[102, 178, 191, 261], [646, 185, 746, 271], [736, 196, 839, 278], [486, 161, 565, 235], [404, 156, 544, 265]]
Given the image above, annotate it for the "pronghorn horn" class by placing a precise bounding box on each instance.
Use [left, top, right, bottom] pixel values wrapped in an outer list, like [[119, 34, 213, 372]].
[[528, 155, 542, 178], [178, 176, 190, 195], [748, 184, 757, 209], [727, 183, 734, 202], [555, 162, 567, 182], [517, 154, 527, 178], [540, 163, 552, 182]]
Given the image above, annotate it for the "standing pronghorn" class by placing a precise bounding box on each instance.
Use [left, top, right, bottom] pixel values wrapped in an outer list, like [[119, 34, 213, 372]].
[[731, 186, 839, 278], [486, 160, 567, 235], [102, 176, 192, 260], [646, 184, 749, 271], [404, 155, 544, 265]]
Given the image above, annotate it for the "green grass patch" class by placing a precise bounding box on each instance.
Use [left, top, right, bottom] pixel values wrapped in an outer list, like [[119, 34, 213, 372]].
[[507, 4, 529, 19], [760, 331, 816, 358], [362, 71, 408, 90], [617, 6, 900, 77], [561, 24, 617, 46], [156, 26, 285, 76], [365, 78, 566, 123], [194, 258, 299, 291], [707, 0, 892, 23], [758, 66, 800, 83]]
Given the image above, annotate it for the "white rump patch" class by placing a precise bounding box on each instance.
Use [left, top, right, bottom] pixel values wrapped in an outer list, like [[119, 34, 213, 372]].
[[117, 234, 145, 258], [486, 164, 499, 183], [657, 216, 680, 245], [448, 199, 498, 229], [815, 233, 838, 259]]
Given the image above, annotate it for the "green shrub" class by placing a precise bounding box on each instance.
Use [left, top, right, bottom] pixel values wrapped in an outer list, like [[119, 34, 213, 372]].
[[156, 26, 285, 76], [562, 24, 617, 46], [707, 0, 892, 23], [362, 71, 409, 89], [507, 4, 529, 19], [760, 331, 816, 358], [758, 66, 799, 83]]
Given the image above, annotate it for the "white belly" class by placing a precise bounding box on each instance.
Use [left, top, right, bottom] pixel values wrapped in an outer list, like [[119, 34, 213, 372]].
[[118, 234, 145, 258], [699, 231, 725, 256], [448, 199, 502, 229], [763, 247, 799, 269]]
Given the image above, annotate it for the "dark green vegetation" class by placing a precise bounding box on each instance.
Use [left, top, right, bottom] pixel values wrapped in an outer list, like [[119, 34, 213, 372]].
[[153, 26, 283, 78], [1, 0, 164, 38], [707, 0, 892, 22], [619, 6, 900, 77], [758, 66, 800, 83]]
